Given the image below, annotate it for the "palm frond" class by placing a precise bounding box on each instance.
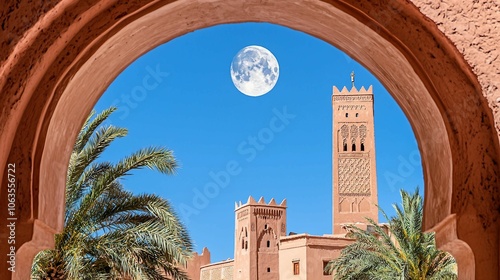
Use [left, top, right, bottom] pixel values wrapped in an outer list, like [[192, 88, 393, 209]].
[[32, 107, 192, 280], [73, 107, 116, 153], [327, 188, 457, 280]]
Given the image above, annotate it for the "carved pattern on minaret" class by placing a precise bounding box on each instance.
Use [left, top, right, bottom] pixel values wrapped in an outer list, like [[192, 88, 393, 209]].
[[333, 95, 373, 102], [359, 125, 367, 139], [338, 105, 367, 111], [359, 124, 367, 147], [341, 124, 349, 139], [338, 158, 371, 195], [350, 125, 358, 142]]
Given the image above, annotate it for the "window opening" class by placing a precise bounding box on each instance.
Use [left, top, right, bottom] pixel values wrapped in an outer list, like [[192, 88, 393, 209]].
[[293, 262, 300, 275], [323, 261, 332, 275]]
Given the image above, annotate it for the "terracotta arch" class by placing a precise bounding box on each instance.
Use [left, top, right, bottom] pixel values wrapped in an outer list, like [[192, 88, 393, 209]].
[[0, 1, 498, 279]]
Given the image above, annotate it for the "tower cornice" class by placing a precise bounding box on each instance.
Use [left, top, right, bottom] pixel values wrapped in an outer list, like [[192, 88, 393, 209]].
[[332, 95, 373, 102]]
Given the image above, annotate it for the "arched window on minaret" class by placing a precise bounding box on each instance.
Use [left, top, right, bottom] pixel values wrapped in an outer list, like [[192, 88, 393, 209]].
[[343, 139, 347, 151], [352, 143, 356, 151], [240, 228, 245, 249], [241, 227, 248, 250], [360, 125, 367, 152]]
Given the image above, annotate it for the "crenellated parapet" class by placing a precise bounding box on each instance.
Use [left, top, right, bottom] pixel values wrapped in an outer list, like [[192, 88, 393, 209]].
[[333, 85, 373, 95], [235, 196, 287, 210]]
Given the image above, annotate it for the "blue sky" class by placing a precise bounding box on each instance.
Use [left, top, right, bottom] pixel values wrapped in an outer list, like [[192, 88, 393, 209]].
[[92, 23, 424, 262]]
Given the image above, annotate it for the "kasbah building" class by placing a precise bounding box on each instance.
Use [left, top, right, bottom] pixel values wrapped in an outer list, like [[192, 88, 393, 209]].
[[184, 81, 385, 280]]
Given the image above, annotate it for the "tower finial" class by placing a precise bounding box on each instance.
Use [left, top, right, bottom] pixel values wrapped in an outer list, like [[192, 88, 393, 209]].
[[350, 71, 355, 88]]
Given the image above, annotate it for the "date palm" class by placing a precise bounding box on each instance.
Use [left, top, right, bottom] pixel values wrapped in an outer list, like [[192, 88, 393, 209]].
[[325, 188, 457, 280], [31, 107, 193, 280]]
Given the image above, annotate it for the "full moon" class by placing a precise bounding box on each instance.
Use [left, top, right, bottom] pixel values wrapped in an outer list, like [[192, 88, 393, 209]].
[[230, 45, 279, 97]]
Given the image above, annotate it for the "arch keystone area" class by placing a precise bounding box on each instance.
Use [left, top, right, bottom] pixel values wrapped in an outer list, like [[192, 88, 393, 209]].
[[0, 1, 499, 279]]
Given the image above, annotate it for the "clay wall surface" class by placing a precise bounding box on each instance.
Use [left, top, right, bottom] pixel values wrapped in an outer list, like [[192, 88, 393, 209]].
[[414, 0, 500, 131], [279, 234, 354, 280], [279, 236, 308, 280], [186, 247, 211, 280], [200, 260, 234, 280]]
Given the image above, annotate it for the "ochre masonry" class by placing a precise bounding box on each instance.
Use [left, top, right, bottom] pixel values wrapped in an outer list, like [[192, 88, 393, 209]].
[[332, 85, 379, 234]]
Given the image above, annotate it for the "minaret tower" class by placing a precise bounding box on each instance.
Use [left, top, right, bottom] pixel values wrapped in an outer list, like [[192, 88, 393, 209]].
[[233, 196, 287, 280], [332, 73, 378, 234]]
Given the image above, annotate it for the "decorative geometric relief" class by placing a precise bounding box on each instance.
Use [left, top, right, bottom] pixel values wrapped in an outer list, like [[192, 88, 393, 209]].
[[350, 125, 358, 140], [359, 198, 370, 212], [338, 105, 367, 111], [211, 268, 222, 279], [223, 266, 234, 279], [338, 158, 371, 196], [281, 223, 286, 233], [201, 270, 210, 280], [339, 197, 350, 213], [359, 125, 367, 139], [237, 209, 249, 219], [341, 124, 349, 139], [333, 95, 373, 102]]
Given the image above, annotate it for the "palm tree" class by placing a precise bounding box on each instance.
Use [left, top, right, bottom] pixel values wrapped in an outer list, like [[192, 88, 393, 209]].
[[325, 188, 457, 280], [31, 107, 193, 280]]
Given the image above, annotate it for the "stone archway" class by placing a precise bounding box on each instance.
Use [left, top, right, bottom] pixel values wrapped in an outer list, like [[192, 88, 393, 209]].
[[0, 1, 499, 279]]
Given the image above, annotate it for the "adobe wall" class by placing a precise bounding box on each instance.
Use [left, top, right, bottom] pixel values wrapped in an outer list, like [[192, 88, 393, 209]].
[[0, 1, 499, 279], [186, 248, 211, 280], [415, 0, 500, 126], [411, 2, 500, 278], [279, 234, 354, 279], [200, 260, 234, 280]]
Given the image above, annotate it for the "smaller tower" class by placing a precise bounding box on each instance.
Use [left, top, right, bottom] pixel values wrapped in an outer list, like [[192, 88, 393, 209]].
[[234, 197, 287, 280]]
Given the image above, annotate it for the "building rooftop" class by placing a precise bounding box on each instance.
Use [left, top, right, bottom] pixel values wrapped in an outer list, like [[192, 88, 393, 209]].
[[200, 258, 234, 269]]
